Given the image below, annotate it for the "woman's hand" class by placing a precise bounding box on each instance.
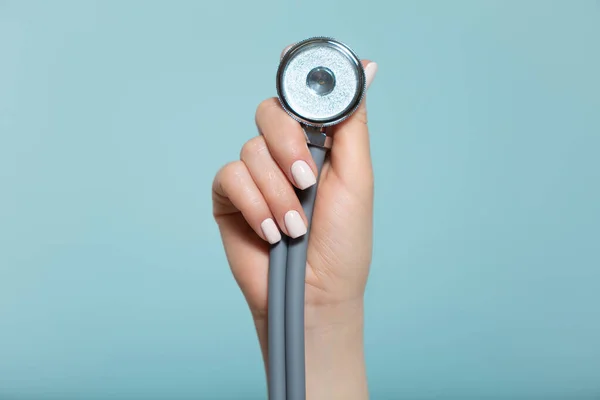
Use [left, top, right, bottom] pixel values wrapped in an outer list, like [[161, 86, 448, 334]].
[[213, 47, 377, 399]]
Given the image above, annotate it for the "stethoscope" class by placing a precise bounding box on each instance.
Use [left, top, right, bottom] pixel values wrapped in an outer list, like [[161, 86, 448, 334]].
[[268, 37, 366, 400]]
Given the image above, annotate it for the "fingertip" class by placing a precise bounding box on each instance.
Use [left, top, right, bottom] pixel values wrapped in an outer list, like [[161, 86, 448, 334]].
[[364, 61, 378, 90], [280, 44, 294, 60], [291, 159, 317, 190], [284, 210, 308, 238], [260, 218, 282, 244], [347, 60, 377, 122]]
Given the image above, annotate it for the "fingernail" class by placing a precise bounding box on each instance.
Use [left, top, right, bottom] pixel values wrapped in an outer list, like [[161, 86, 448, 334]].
[[365, 62, 378, 90], [284, 210, 307, 238], [261, 218, 281, 244], [291, 160, 317, 190]]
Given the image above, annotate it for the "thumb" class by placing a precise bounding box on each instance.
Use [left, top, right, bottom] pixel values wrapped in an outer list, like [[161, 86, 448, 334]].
[[329, 60, 378, 186]]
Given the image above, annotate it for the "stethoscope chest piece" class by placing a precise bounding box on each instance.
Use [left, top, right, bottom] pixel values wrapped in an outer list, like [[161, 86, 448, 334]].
[[276, 37, 366, 129]]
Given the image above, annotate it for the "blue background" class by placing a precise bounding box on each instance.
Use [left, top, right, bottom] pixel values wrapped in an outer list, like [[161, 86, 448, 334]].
[[1, 0, 599, 398]]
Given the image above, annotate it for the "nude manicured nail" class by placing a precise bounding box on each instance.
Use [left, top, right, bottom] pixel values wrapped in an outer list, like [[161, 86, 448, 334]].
[[284, 210, 307, 238], [365, 62, 378, 90], [261, 218, 281, 244], [291, 160, 317, 190]]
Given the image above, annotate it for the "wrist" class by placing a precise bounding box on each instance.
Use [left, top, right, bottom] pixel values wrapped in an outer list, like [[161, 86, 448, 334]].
[[253, 299, 369, 400], [304, 299, 368, 400], [304, 296, 364, 331]]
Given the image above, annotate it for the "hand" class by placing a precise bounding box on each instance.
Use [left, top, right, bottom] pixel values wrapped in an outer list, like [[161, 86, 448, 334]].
[[213, 46, 378, 399]]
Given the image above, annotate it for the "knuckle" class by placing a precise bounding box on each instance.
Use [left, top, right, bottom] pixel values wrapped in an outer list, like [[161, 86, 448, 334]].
[[274, 184, 290, 200], [219, 160, 245, 183], [240, 136, 268, 159], [274, 187, 298, 211], [213, 161, 242, 200], [255, 97, 280, 122]]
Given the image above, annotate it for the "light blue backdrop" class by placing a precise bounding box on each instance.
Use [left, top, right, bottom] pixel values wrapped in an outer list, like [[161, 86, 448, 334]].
[[1, 1, 599, 399]]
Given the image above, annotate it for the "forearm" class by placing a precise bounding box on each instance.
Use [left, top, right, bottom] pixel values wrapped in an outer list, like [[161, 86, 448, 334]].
[[255, 299, 368, 400]]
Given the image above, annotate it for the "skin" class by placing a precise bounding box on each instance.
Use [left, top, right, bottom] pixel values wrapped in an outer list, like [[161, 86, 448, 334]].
[[212, 47, 377, 399]]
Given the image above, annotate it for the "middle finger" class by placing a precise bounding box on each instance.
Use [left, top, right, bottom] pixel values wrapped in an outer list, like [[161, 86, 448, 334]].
[[255, 98, 319, 190], [240, 135, 308, 238]]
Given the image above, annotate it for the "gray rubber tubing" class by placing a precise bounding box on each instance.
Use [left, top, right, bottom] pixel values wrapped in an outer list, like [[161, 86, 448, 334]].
[[285, 145, 328, 400], [267, 236, 288, 400]]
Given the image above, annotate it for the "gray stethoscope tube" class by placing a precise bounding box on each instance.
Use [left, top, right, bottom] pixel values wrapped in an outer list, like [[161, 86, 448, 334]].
[[286, 145, 327, 400], [267, 37, 366, 400], [268, 235, 289, 400], [268, 144, 327, 400]]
